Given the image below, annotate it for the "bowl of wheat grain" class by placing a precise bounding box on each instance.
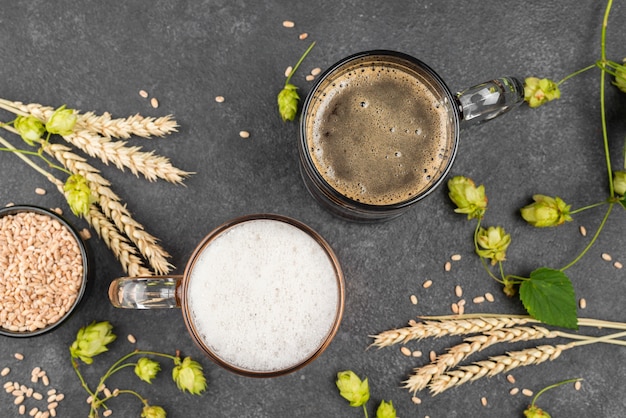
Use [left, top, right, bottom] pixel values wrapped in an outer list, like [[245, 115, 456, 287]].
[[0, 205, 89, 337]]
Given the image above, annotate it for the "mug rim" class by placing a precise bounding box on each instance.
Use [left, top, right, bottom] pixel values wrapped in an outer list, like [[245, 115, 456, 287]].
[[0, 204, 89, 338], [298, 50, 461, 219], [180, 213, 345, 377]]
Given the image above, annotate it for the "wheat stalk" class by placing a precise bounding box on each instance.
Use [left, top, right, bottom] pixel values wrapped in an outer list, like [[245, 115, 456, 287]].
[[63, 130, 191, 184], [43, 143, 173, 274], [403, 325, 556, 393], [369, 316, 532, 348], [428, 343, 574, 395]]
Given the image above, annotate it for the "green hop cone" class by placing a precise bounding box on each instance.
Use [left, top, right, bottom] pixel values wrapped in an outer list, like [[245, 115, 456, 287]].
[[63, 174, 93, 217], [520, 194, 572, 227], [614, 171, 626, 196], [336, 370, 370, 408], [141, 405, 167, 418], [46, 105, 77, 136], [69, 321, 116, 365], [613, 59, 626, 94], [524, 405, 551, 418], [278, 83, 300, 122], [376, 400, 397, 418], [524, 77, 561, 108], [13, 115, 45, 146], [476, 226, 511, 265], [134, 357, 161, 384], [172, 357, 207, 395], [447, 176, 487, 220]]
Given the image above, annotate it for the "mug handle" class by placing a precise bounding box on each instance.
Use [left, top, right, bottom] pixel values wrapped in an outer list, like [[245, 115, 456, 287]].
[[108, 276, 182, 309], [456, 77, 524, 126]]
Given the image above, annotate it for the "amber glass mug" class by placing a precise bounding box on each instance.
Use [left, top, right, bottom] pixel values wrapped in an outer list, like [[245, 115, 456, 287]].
[[108, 214, 345, 377]]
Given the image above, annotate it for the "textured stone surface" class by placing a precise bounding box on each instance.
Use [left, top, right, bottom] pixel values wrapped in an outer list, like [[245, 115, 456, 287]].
[[0, 0, 625, 416]]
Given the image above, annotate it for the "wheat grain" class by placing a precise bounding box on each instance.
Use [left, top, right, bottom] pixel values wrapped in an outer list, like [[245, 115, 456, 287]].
[[428, 343, 574, 395], [369, 316, 532, 348]]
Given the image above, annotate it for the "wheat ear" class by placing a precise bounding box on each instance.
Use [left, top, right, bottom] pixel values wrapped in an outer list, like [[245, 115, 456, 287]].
[[403, 326, 556, 393], [428, 343, 574, 395], [62, 130, 192, 184], [369, 316, 532, 348], [43, 143, 173, 274]]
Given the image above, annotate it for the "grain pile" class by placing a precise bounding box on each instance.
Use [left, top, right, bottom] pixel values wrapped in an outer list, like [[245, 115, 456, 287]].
[[0, 211, 84, 333]]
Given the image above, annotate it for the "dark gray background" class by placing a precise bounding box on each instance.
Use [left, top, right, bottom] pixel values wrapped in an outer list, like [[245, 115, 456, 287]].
[[1, 1, 625, 416]]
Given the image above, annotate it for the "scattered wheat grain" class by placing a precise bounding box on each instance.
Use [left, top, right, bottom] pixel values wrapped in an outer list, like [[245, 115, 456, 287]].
[[32, 392, 43, 400], [506, 374, 515, 384], [473, 296, 485, 304], [481, 396, 487, 406], [1, 367, 9, 376], [579, 298, 587, 309], [455, 285, 463, 298], [282, 20, 295, 27], [35, 188, 46, 195], [305, 75, 315, 81], [19, 404, 26, 414], [602, 253, 612, 261], [451, 254, 462, 261], [485, 292, 495, 302], [400, 346, 412, 356], [615, 261, 623, 269], [150, 97, 159, 109], [458, 304, 465, 315], [127, 334, 136, 344], [239, 130, 250, 139], [444, 261, 452, 271], [410, 294, 418, 305], [79, 228, 91, 240], [52, 208, 62, 215], [42, 375, 49, 386], [29, 407, 38, 416], [14, 395, 24, 405], [522, 388, 533, 397], [510, 387, 519, 395], [299, 33, 308, 40], [451, 303, 459, 314], [423, 279, 432, 288], [103, 410, 113, 417], [579, 225, 587, 236], [311, 67, 321, 76], [215, 96, 225, 103], [411, 396, 422, 404], [429, 350, 436, 362], [14, 353, 24, 361], [139, 90, 148, 98], [285, 66, 293, 77], [575, 380, 582, 391], [412, 350, 422, 357]]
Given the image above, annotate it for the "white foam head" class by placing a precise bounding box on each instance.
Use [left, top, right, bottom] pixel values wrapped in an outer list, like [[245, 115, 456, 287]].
[[186, 217, 342, 374]]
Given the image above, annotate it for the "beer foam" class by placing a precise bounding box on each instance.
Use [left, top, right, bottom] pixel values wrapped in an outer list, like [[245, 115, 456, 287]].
[[187, 219, 340, 373], [306, 57, 454, 206]]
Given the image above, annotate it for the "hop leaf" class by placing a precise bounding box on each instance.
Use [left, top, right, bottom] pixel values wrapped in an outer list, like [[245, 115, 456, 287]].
[[46, 105, 77, 135], [519, 267, 577, 329], [172, 357, 207, 395], [524, 77, 561, 108], [336, 370, 370, 407], [614, 171, 626, 196], [376, 400, 397, 418], [69, 321, 117, 364], [520, 194, 572, 227], [447, 176, 487, 220], [278, 83, 300, 122], [141, 405, 167, 418], [134, 358, 161, 384], [64, 174, 93, 217], [13, 115, 45, 146], [476, 226, 511, 265]]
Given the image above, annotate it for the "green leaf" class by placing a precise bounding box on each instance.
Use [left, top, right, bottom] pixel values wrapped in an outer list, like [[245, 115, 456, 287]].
[[519, 267, 578, 330], [620, 195, 626, 209]]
